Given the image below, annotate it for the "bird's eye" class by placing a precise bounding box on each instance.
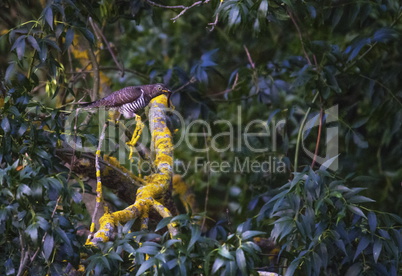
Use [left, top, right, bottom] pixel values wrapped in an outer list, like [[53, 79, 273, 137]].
[[158, 86, 162, 91]]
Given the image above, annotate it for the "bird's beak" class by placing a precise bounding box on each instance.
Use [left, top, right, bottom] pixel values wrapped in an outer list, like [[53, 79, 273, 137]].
[[166, 90, 172, 108]]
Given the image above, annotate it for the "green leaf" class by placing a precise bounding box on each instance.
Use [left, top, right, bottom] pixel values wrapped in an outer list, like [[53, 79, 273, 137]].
[[44, 38, 61, 52], [352, 132, 368, 148], [135, 258, 155, 276], [372, 239, 382, 263], [43, 234, 54, 260], [171, 214, 189, 222], [285, 258, 301, 276], [307, 5, 316, 19], [164, 239, 181, 248], [107, 251, 124, 262], [1, 117, 11, 133], [345, 263, 361, 276], [188, 224, 201, 251], [44, 6, 53, 29], [352, 117, 369, 128], [240, 230, 265, 240], [123, 243, 135, 254], [55, 23, 64, 39], [319, 154, 340, 171], [64, 28, 74, 52], [25, 224, 38, 243], [235, 248, 247, 275], [16, 38, 26, 60], [347, 205, 367, 219], [100, 255, 111, 271], [348, 195, 375, 204], [258, 0, 268, 18], [228, 6, 240, 26], [353, 236, 370, 261], [367, 212, 377, 233], [218, 246, 234, 260], [18, 184, 32, 197], [335, 239, 347, 255], [122, 219, 136, 233], [378, 229, 390, 240], [79, 28, 95, 45], [5, 62, 16, 83], [347, 38, 370, 62], [373, 28, 398, 43], [18, 123, 28, 137], [27, 35, 40, 52], [55, 226, 72, 248], [212, 257, 225, 274], [332, 8, 343, 27], [155, 216, 172, 231], [39, 41, 47, 62], [47, 177, 62, 191], [5, 258, 15, 275], [136, 245, 159, 255]]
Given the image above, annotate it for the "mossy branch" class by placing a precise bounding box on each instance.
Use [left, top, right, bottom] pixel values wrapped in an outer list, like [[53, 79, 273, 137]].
[[88, 94, 177, 245]]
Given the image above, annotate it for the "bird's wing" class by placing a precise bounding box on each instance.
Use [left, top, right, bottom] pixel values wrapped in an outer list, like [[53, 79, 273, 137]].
[[83, 86, 144, 108]]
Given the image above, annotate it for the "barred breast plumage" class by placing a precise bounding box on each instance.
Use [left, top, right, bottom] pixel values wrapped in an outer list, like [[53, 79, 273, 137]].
[[81, 83, 171, 119]]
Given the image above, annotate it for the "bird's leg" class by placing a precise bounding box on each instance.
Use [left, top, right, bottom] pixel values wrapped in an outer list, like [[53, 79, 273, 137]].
[[127, 114, 144, 160]]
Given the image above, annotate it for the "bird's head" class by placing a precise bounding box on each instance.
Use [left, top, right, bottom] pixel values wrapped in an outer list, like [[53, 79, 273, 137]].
[[152, 83, 172, 107], [152, 83, 171, 96]]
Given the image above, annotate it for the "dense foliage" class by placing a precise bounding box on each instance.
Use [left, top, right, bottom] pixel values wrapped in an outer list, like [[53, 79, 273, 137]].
[[0, 0, 401, 275]]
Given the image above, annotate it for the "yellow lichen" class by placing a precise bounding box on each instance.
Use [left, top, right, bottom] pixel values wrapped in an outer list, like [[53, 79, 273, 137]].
[[88, 94, 176, 244], [172, 175, 197, 213]]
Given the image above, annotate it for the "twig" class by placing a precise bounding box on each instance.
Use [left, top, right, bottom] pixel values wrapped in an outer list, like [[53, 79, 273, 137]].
[[145, 0, 189, 9], [210, 72, 239, 97], [88, 121, 109, 241], [31, 83, 46, 94], [173, 77, 197, 93], [201, 126, 210, 230], [208, 13, 219, 31], [343, 42, 377, 73], [89, 95, 176, 244], [17, 230, 29, 276], [87, 47, 100, 101], [294, 92, 319, 172], [288, 11, 312, 65], [89, 17, 125, 77], [145, 0, 210, 21], [30, 196, 62, 264], [208, 0, 223, 31], [311, 108, 323, 169], [172, 1, 209, 21], [358, 74, 402, 107], [243, 45, 255, 69], [244, 44, 260, 101], [100, 66, 149, 80]]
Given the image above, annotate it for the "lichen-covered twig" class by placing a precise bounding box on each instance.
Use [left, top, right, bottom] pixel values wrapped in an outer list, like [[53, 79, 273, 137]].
[[88, 94, 177, 244], [86, 121, 109, 244]]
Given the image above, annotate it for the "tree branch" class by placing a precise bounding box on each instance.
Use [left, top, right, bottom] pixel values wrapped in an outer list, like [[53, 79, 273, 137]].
[[89, 17, 125, 77], [145, 0, 210, 21], [288, 11, 312, 65], [88, 94, 177, 244], [311, 108, 323, 169]]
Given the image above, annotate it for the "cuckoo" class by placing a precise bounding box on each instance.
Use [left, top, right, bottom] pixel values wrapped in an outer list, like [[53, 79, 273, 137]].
[[82, 83, 171, 153]]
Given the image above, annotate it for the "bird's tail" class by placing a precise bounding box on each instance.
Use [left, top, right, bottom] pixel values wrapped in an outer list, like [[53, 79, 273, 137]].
[[80, 102, 94, 109], [80, 99, 107, 109]]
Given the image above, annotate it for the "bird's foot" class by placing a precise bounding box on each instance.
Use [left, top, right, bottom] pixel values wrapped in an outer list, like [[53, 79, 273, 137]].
[[127, 115, 145, 160]]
